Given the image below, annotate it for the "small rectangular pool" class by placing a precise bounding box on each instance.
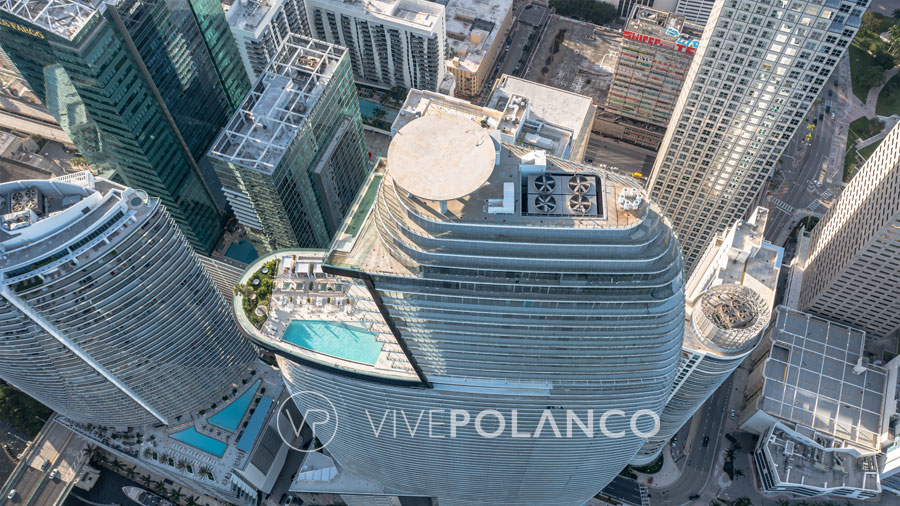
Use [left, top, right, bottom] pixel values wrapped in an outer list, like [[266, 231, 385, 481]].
[[225, 240, 259, 265], [170, 427, 227, 457], [208, 379, 261, 432], [283, 320, 383, 365], [236, 396, 273, 453]]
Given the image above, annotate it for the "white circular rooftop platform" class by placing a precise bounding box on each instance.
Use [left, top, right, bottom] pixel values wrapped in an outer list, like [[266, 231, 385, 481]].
[[388, 114, 496, 201]]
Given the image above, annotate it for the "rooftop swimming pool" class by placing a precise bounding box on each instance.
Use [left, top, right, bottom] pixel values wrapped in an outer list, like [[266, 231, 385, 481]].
[[170, 427, 227, 457], [283, 320, 383, 365], [225, 240, 259, 265], [208, 378, 261, 432]]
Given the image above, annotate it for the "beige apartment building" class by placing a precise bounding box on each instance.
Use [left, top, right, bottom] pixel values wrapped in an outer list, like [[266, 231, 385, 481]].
[[443, 0, 513, 97]]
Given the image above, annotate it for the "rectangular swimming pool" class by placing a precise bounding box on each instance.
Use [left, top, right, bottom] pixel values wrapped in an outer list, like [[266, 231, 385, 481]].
[[283, 320, 383, 365], [170, 427, 227, 457], [236, 396, 273, 453], [208, 378, 261, 432]]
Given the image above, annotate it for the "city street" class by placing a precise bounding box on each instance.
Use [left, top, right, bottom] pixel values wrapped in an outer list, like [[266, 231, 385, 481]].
[[0, 421, 85, 506], [584, 135, 656, 176], [649, 377, 733, 506]]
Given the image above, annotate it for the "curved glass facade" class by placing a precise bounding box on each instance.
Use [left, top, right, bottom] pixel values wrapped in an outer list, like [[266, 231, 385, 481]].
[[240, 115, 686, 505], [0, 175, 256, 426]]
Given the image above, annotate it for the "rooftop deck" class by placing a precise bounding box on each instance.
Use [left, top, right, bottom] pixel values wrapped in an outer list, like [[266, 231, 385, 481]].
[[1, 0, 104, 40], [234, 250, 420, 382], [763, 427, 880, 492], [761, 308, 886, 450], [316, 0, 442, 29], [443, 0, 512, 71], [209, 36, 344, 173]]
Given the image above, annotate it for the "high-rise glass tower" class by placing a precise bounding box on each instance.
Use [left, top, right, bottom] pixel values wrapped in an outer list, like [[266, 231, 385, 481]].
[[209, 35, 368, 254], [0, 173, 257, 427], [0, 0, 252, 253], [647, 0, 867, 273], [233, 114, 685, 505], [632, 207, 781, 464]]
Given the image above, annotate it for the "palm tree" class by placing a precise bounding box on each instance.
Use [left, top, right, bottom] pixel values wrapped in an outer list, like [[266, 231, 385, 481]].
[[198, 465, 214, 480], [176, 458, 188, 471], [140, 474, 152, 487], [893, 8, 900, 20], [725, 448, 736, 461], [185, 497, 200, 506], [733, 497, 753, 506], [142, 448, 154, 459], [169, 487, 183, 503], [733, 469, 744, 478], [125, 466, 137, 479], [731, 441, 742, 452], [153, 481, 167, 496], [776, 500, 791, 506], [81, 445, 100, 462], [109, 458, 123, 472]]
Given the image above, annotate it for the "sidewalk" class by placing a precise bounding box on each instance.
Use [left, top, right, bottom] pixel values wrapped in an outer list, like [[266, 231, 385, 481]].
[[634, 445, 681, 488]]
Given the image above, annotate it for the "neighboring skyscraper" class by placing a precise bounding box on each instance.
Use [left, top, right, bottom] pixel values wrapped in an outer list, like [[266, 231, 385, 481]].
[[442, 0, 513, 97], [0, 0, 252, 253], [597, 7, 701, 150], [233, 113, 686, 505], [675, 0, 717, 25], [226, 0, 310, 81], [647, 0, 866, 273], [0, 173, 256, 427], [305, 0, 449, 92], [740, 308, 887, 500], [632, 207, 781, 464], [795, 122, 900, 338], [209, 36, 368, 254]]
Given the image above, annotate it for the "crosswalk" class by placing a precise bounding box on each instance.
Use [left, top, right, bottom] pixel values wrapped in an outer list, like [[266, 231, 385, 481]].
[[807, 200, 821, 211], [639, 484, 651, 506], [772, 198, 794, 214]]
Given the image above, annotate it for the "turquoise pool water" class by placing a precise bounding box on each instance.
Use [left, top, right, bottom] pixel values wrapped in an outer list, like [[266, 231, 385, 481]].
[[283, 320, 383, 365], [208, 379, 261, 432], [170, 427, 227, 457], [358, 99, 398, 123], [224, 240, 259, 264], [236, 396, 273, 452]]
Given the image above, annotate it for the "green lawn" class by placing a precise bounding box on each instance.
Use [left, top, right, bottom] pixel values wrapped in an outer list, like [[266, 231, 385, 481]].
[[859, 138, 884, 160], [844, 143, 860, 183], [848, 116, 885, 145], [877, 73, 900, 116], [849, 45, 879, 102]]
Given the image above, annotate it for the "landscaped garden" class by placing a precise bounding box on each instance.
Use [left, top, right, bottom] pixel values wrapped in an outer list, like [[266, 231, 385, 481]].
[[235, 259, 278, 329], [877, 73, 900, 117], [843, 116, 886, 182]]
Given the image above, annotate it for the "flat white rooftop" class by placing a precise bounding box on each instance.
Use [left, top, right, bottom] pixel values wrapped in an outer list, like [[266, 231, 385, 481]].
[[310, 0, 442, 30], [226, 0, 285, 36], [488, 74, 594, 144], [209, 35, 344, 173]]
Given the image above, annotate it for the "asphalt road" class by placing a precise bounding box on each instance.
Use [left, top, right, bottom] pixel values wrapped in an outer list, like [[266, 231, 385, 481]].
[[763, 100, 836, 245], [0, 421, 83, 506], [602, 475, 643, 505], [584, 135, 656, 176], [649, 377, 733, 506], [498, 23, 532, 80]]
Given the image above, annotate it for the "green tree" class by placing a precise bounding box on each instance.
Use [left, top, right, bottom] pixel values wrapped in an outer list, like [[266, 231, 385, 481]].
[[153, 481, 167, 496], [125, 466, 136, 479], [733, 497, 753, 506], [141, 474, 152, 487], [169, 487, 183, 503], [549, 0, 617, 25], [859, 66, 886, 88], [185, 497, 200, 506], [874, 51, 895, 70], [0, 380, 53, 436], [893, 8, 900, 20], [862, 11, 881, 33]]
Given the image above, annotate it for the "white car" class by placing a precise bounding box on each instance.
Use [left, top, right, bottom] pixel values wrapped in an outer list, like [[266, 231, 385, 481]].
[[8, 489, 16, 500], [49, 469, 59, 480]]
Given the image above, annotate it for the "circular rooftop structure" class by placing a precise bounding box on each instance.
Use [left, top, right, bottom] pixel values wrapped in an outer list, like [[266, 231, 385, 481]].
[[692, 284, 770, 354], [387, 114, 496, 201]]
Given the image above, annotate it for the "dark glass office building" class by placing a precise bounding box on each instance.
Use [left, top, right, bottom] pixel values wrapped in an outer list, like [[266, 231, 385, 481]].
[[0, 0, 251, 253]]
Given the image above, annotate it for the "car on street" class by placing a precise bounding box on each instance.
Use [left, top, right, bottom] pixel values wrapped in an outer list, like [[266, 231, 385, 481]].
[[819, 114, 823, 121], [831, 112, 835, 119], [828, 90, 833, 97], [726, 433, 737, 444], [689, 495, 701, 500], [8, 489, 16, 500], [702, 436, 710, 447], [730, 409, 735, 420], [825, 106, 831, 114], [49, 468, 59, 480]]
